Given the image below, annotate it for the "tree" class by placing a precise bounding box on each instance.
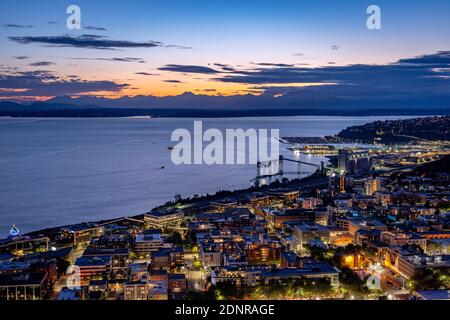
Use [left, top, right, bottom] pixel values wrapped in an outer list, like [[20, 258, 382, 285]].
[[193, 259, 202, 270], [426, 242, 443, 255], [339, 267, 369, 299], [303, 243, 326, 261], [412, 268, 450, 290], [186, 289, 216, 300], [213, 282, 247, 300], [361, 245, 377, 260], [168, 231, 183, 245]]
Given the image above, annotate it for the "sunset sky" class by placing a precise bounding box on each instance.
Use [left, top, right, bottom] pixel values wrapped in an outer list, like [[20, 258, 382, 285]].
[[1, 0, 450, 102]]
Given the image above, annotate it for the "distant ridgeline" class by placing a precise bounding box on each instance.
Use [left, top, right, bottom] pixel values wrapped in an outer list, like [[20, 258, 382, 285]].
[[337, 116, 450, 144], [1, 100, 450, 118]]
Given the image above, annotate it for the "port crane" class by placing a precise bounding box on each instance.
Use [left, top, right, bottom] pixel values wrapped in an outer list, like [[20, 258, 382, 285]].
[[256, 155, 327, 178]]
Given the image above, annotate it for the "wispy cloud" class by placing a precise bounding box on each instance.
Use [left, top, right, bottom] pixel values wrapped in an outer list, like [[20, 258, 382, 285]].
[[13, 56, 30, 60], [84, 25, 107, 31], [0, 70, 129, 97], [213, 63, 236, 72], [158, 64, 219, 74], [2, 23, 34, 28], [29, 61, 55, 67], [195, 88, 217, 92], [9, 34, 191, 50], [215, 51, 450, 100], [68, 57, 146, 63], [135, 72, 159, 76], [251, 62, 295, 67]]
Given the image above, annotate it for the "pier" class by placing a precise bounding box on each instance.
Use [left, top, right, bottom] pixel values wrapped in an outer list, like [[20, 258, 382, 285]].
[[256, 155, 325, 178]]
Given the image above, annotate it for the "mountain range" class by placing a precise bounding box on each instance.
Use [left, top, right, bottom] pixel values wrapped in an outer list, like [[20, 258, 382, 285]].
[[1, 92, 450, 117]]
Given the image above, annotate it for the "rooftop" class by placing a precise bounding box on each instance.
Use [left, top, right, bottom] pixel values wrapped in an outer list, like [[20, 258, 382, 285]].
[[75, 255, 111, 267], [416, 290, 450, 300], [261, 263, 339, 277], [0, 272, 47, 286], [62, 222, 102, 233]]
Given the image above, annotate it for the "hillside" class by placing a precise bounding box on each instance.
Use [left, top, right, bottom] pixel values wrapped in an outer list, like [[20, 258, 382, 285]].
[[413, 154, 450, 175], [337, 116, 450, 144]]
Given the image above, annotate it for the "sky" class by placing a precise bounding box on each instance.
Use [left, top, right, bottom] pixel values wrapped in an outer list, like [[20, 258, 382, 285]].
[[0, 0, 450, 103]]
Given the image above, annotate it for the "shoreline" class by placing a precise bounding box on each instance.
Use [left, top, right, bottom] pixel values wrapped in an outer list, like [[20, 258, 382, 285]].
[[23, 171, 328, 239], [0, 114, 433, 118], [0, 114, 447, 120], [6, 114, 448, 238]]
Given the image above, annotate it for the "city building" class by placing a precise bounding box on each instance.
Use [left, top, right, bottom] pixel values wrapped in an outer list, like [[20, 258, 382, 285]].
[[124, 280, 148, 300], [61, 223, 105, 247], [292, 223, 331, 254], [74, 255, 111, 285], [261, 262, 340, 288], [386, 251, 450, 279], [144, 210, 183, 228], [0, 272, 50, 300], [134, 230, 165, 255], [147, 280, 168, 300]]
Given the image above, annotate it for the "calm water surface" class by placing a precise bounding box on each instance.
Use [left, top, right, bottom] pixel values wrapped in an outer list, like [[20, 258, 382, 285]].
[[0, 116, 414, 234]]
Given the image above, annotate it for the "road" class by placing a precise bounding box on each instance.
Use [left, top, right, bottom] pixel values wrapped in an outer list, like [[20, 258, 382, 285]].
[[51, 247, 85, 299], [184, 252, 208, 291]]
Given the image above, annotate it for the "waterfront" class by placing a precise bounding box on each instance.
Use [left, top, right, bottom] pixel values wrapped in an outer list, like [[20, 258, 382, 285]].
[[0, 116, 415, 234]]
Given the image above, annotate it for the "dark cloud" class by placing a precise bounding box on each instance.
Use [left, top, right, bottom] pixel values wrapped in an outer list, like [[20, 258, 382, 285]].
[[331, 45, 340, 50], [251, 62, 295, 68], [196, 89, 217, 92], [221, 67, 235, 72], [0, 70, 129, 97], [29, 61, 56, 67], [13, 56, 30, 60], [84, 25, 107, 31], [135, 72, 159, 76], [293, 53, 304, 57], [69, 57, 146, 63], [0, 65, 19, 73], [163, 79, 183, 83], [398, 51, 450, 66], [215, 51, 450, 99], [213, 63, 236, 72], [159, 64, 219, 74], [9, 34, 191, 50], [2, 51, 449, 107], [2, 24, 34, 28]]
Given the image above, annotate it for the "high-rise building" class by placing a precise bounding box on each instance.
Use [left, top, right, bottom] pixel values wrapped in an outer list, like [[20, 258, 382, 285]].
[[328, 174, 348, 193], [338, 149, 372, 174], [338, 149, 350, 173], [364, 178, 381, 195]]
